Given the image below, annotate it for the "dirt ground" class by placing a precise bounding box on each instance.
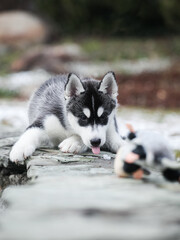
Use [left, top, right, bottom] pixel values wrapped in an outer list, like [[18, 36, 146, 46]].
[[116, 63, 180, 109]]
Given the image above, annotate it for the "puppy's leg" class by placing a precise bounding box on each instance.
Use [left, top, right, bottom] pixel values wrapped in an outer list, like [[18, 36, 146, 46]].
[[59, 135, 88, 154], [105, 117, 125, 153], [10, 126, 48, 162]]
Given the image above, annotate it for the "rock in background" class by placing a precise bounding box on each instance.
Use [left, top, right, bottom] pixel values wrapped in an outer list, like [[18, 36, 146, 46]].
[[0, 11, 48, 47], [11, 43, 86, 73]]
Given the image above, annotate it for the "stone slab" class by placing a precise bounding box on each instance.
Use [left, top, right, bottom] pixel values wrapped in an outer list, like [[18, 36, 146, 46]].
[[0, 137, 180, 240]]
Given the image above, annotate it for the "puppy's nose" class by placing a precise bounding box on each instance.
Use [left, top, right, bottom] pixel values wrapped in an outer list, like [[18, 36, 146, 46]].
[[90, 138, 101, 147]]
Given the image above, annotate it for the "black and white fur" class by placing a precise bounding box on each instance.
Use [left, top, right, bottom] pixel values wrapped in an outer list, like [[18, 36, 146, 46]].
[[10, 72, 124, 162], [114, 130, 180, 182]]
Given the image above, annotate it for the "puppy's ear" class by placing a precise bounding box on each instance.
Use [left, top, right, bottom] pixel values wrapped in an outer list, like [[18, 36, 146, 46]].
[[98, 72, 118, 99], [65, 73, 85, 98]]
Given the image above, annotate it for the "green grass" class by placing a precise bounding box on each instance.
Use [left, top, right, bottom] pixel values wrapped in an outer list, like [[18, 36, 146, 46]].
[[0, 49, 22, 75], [62, 36, 180, 61], [1, 36, 180, 76], [0, 89, 19, 99]]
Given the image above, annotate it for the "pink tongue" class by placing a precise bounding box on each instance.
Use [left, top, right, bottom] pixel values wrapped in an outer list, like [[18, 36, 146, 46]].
[[92, 147, 100, 154]]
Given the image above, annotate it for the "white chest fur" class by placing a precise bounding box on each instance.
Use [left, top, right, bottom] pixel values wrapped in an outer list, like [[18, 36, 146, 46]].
[[43, 114, 70, 145]]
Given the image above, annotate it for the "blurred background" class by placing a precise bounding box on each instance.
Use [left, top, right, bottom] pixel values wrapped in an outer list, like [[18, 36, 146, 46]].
[[0, 0, 179, 155]]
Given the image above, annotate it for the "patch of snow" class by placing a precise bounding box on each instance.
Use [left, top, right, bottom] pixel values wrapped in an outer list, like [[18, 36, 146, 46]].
[[103, 154, 111, 160], [0, 69, 50, 91], [0, 100, 28, 132], [66, 58, 171, 77]]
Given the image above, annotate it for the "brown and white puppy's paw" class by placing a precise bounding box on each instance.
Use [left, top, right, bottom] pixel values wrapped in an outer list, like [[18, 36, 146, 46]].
[[114, 147, 130, 178]]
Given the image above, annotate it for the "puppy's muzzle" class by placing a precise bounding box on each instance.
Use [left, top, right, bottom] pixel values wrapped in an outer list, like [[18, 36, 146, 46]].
[[90, 138, 101, 147]]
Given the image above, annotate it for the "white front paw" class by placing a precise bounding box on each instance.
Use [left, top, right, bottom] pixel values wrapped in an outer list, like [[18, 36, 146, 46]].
[[9, 142, 36, 162], [59, 136, 87, 154]]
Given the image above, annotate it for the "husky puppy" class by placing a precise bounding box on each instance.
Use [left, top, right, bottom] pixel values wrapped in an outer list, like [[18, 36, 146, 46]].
[[10, 72, 124, 162]]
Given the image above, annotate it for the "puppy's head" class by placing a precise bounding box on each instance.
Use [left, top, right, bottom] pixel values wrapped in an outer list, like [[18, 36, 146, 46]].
[[65, 72, 118, 153]]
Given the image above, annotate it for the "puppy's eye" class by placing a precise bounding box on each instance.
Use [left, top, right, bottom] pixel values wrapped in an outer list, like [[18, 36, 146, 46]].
[[79, 114, 89, 126], [99, 113, 108, 125], [80, 115, 87, 121], [100, 113, 108, 120]]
